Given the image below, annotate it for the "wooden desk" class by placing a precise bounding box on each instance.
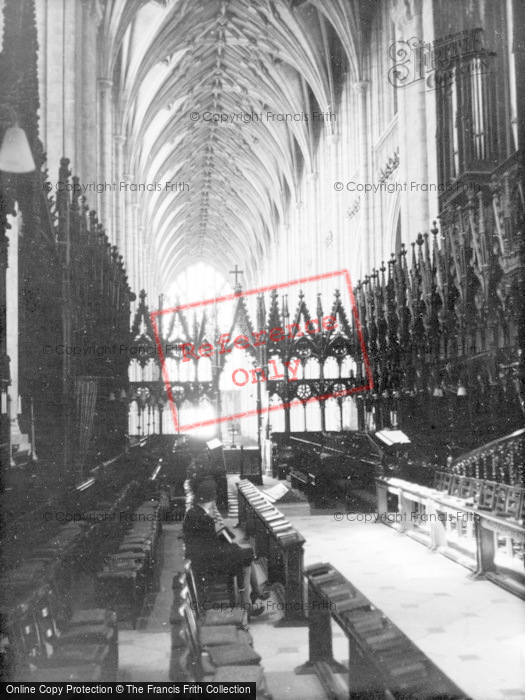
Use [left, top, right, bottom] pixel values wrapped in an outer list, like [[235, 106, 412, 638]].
[[237, 480, 306, 624], [297, 562, 467, 699]]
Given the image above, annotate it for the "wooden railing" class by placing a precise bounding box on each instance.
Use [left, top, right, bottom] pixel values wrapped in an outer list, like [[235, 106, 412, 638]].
[[376, 474, 525, 600], [450, 428, 524, 485]]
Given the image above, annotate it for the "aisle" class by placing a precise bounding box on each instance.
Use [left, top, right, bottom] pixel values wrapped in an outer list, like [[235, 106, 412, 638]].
[[117, 492, 326, 699], [118, 522, 184, 681]]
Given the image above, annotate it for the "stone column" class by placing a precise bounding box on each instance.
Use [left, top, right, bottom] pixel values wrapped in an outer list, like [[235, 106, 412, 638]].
[[35, 0, 89, 177], [327, 134, 341, 271], [294, 201, 303, 278], [421, 0, 438, 223], [97, 78, 113, 239], [142, 239, 149, 298], [353, 81, 371, 271], [392, 0, 429, 243], [122, 173, 134, 292], [80, 0, 101, 186], [41, 0, 64, 170], [5, 211, 30, 462], [129, 198, 138, 295], [282, 224, 290, 283], [306, 171, 319, 273], [133, 211, 143, 293], [34, 0, 48, 151], [63, 0, 78, 167], [114, 134, 126, 255]]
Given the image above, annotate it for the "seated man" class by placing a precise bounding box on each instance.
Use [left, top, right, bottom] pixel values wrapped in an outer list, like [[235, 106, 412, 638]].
[[187, 452, 228, 513], [183, 478, 269, 617]]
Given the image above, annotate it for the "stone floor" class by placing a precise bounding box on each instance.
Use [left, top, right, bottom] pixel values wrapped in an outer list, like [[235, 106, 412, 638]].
[[117, 477, 525, 699], [117, 521, 179, 682], [285, 506, 525, 700]]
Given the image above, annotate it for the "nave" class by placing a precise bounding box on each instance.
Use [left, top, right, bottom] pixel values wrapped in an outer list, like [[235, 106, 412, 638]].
[[1, 0, 524, 695]]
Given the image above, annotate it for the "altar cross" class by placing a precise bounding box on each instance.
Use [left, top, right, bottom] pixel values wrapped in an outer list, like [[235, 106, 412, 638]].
[[230, 264, 243, 288]]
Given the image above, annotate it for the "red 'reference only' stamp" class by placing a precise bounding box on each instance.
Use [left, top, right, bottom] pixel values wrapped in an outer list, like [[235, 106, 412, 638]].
[[150, 270, 372, 432]]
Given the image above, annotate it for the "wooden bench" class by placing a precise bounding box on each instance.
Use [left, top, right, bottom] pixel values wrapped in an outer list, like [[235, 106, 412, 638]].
[[179, 599, 269, 694], [170, 569, 272, 697], [33, 587, 117, 681], [296, 562, 467, 698], [5, 596, 112, 682], [96, 499, 161, 627]]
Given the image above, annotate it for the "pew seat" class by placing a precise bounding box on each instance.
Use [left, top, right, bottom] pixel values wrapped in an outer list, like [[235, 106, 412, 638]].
[[97, 567, 145, 629], [43, 586, 117, 647], [174, 580, 270, 694], [15, 611, 109, 682], [182, 556, 237, 609], [70, 608, 117, 627], [183, 562, 247, 628], [25, 664, 104, 682], [180, 599, 261, 668], [180, 586, 252, 647], [34, 596, 116, 681]]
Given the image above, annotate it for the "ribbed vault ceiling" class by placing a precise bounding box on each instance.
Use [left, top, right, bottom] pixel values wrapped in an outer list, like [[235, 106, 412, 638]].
[[103, 0, 363, 288]]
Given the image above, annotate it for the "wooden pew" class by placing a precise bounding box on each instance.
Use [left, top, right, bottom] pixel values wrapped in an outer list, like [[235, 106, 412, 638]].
[[0, 444, 167, 679], [289, 469, 309, 493], [1, 582, 115, 682], [96, 498, 161, 628], [170, 569, 272, 697], [237, 480, 306, 625], [296, 562, 467, 699], [287, 433, 379, 504], [223, 446, 263, 486]]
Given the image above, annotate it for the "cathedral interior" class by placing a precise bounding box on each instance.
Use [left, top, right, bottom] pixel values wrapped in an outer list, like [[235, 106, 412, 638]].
[[0, 0, 524, 696]]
